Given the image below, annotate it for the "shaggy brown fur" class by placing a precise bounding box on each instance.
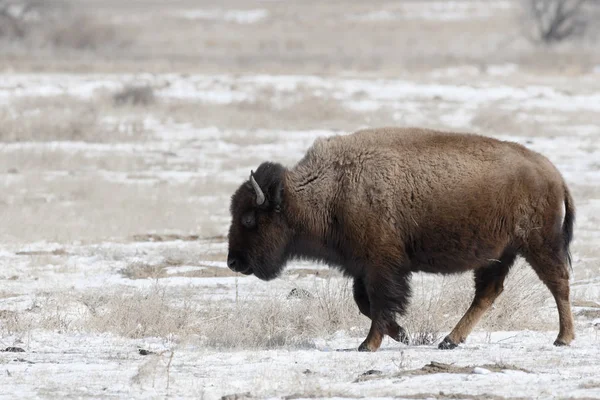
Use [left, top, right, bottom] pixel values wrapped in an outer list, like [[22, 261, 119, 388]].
[[227, 127, 575, 352]]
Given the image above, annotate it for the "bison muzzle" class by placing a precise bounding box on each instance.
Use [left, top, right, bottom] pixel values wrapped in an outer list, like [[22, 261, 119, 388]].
[[227, 127, 575, 352]]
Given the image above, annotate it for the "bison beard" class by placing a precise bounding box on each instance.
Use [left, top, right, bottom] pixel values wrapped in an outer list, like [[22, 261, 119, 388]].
[[227, 127, 576, 352]]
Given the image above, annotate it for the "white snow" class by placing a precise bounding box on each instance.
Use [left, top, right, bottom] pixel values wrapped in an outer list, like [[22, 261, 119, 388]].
[[0, 68, 599, 399], [1, 329, 599, 399], [172, 9, 269, 24], [348, 1, 514, 22]]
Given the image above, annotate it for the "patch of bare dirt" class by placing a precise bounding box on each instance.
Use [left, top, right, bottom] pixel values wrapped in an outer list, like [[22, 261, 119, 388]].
[[169, 265, 240, 278], [355, 361, 530, 383], [579, 380, 600, 389], [573, 300, 600, 308], [131, 233, 200, 242], [199, 253, 228, 263], [398, 393, 527, 400], [15, 248, 68, 256], [284, 268, 336, 278], [119, 261, 241, 279], [402, 361, 530, 376], [577, 309, 600, 319]]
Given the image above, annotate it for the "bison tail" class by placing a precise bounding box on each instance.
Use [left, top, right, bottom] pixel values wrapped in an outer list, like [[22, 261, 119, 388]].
[[562, 185, 575, 271]]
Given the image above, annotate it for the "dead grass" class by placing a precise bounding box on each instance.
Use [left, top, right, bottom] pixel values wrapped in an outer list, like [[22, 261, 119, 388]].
[[0, 262, 575, 350], [1, 2, 130, 52], [579, 380, 600, 390], [131, 233, 201, 242], [0, 96, 102, 142], [119, 261, 170, 280], [0, 173, 228, 243], [576, 309, 600, 319], [401, 274, 472, 345], [81, 285, 196, 338], [43, 15, 128, 51], [2, 0, 598, 76], [398, 361, 530, 377], [119, 259, 239, 280], [113, 85, 156, 107], [481, 263, 552, 331], [0, 95, 152, 142], [154, 90, 396, 132], [471, 104, 558, 137], [401, 260, 553, 345], [199, 278, 364, 349], [471, 102, 600, 139], [1, 277, 362, 347]]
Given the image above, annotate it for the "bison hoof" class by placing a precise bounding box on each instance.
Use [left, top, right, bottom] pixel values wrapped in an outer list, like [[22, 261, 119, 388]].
[[392, 327, 409, 345], [358, 342, 376, 352], [553, 339, 569, 347], [438, 337, 458, 350]]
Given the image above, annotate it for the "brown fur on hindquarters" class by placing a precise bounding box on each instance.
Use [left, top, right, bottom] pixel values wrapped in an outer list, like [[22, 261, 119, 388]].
[[226, 127, 576, 351]]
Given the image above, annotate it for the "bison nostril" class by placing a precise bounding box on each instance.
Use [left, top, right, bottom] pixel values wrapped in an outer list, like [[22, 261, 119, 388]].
[[227, 257, 238, 270]]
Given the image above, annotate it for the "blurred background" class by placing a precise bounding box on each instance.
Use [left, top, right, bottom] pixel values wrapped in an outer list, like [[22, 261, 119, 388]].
[[1, 0, 598, 245], [2, 0, 600, 73]]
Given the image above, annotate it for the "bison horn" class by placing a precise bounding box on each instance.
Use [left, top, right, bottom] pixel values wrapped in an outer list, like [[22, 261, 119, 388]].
[[249, 171, 266, 206]]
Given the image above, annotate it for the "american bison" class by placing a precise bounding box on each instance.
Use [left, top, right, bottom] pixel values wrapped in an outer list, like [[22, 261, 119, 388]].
[[227, 127, 575, 352]]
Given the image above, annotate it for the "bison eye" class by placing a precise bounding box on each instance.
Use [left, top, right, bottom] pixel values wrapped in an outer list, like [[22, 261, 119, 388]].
[[241, 212, 256, 229]]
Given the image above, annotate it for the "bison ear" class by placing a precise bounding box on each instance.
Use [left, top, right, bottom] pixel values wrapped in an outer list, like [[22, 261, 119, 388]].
[[271, 180, 284, 213]]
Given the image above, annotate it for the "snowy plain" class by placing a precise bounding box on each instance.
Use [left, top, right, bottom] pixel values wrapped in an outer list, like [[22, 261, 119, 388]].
[[1, 0, 600, 395], [0, 67, 599, 399]]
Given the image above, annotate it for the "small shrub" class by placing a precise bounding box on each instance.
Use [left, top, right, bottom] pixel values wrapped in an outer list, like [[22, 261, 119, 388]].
[[113, 85, 156, 107], [522, 0, 590, 44]]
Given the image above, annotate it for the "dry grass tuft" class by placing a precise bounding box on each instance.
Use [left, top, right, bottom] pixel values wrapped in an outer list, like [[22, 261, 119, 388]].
[[482, 261, 552, 331], [0, 309, 26, 336], [81, 285, 195, 339], [199, 278, 364, 349], [401, 275, 472, 345], [119, 261, 168, 280]]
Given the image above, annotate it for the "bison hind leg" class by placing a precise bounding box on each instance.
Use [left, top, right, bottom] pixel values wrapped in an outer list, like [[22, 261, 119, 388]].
[[439, 249, 517, 350], [523, 248, 574, 346]]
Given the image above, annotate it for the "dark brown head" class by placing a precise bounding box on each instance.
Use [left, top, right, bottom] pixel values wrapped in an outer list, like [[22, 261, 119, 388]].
[[227, 162, 292, 281]]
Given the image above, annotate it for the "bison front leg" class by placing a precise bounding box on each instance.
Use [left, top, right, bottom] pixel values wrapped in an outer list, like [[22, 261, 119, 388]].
[[353, 277, 409, 346], [356, 272, 411, 352]]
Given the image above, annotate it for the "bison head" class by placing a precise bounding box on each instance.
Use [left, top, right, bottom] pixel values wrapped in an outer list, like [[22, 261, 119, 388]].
[[227, 162, 292, 281]]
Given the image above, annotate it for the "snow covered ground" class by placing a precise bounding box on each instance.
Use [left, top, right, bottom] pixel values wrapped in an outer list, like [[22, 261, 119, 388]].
[[1, 0, 600, 395], [2, 329, 600, 399], [0, 68, 599, 399]]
